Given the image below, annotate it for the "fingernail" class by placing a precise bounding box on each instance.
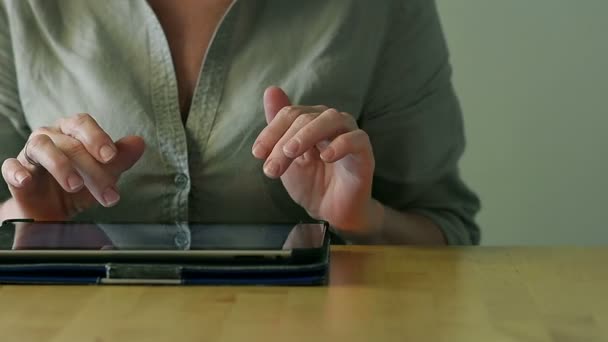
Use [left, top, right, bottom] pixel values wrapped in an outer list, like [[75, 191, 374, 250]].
[[283, 139, 300, 157], [14, 170, 30, 185], [320, 147, 335, 161], [264, 160, 280, 178], [252, 142, 268, 159], [102, 187, 120, 207], [67, 173, 84, 191], [100, 144, 117, 163]]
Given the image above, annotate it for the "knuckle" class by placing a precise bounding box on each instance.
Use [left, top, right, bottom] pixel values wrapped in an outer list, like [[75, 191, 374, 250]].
[[32, 126, 53, 137], [282, 107, 302, 121], [74, 112, 93, 123], [1, 158, 14, 172], [348, 129, 369, 145], [55, 116, 71, 129], [61, 139, 88, 159], [1, 160, 17, 182], [325, 108, 342, 119], [281, 106, 294, 114], [28, 133, 52, 150], [294, 113, 315, 126], [354, 130, 372, 150], [276, 106, 291, 118], [47, 154, 71, 172], [339, 111, 354, 122], [355, 128, 369, 140], [363, 133, 372, 146], [89, 131, 110, 145], [67, 113, 94, 130]]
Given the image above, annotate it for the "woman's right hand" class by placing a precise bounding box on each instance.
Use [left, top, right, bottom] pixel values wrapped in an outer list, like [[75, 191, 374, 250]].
[[1, 113, 145, 221]]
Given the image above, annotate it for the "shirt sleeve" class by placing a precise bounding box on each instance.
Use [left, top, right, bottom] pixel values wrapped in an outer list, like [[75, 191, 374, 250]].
[[0, 2, 29, 202], [359, 0, 481, 245]]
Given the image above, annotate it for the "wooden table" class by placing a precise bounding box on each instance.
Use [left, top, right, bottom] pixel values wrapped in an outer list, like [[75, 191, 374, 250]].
[[1, 246, 607, 342]]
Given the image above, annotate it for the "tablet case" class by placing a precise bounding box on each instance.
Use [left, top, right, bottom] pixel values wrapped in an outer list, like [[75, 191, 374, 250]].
[[0, 257, 329, 285], [0, 222, 330, 286]]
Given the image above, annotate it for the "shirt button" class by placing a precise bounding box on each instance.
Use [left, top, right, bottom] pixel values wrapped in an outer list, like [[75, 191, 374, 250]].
[[174, 231, 190, 249], [174, 173, 189, 189]]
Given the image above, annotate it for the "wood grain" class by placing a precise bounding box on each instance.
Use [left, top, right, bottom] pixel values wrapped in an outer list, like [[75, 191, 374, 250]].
[[1, 246, 607, 342]]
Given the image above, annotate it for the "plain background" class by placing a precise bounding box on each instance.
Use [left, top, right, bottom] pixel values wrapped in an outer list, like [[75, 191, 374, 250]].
[[437, 1, 608, 245]]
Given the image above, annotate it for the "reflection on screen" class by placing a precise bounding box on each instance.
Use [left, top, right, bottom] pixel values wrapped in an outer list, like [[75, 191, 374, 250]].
[[0, 222, 326, 251]]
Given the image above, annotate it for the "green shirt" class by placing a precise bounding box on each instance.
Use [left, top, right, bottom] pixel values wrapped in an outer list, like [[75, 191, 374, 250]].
[[0, 0, 480, 244]]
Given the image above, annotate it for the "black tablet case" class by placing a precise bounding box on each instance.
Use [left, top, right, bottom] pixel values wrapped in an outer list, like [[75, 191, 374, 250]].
[[0, 222, 330, 286]]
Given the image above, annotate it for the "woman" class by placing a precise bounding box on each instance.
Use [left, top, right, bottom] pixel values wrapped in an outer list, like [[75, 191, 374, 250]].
[[0, 0, 480, 244]]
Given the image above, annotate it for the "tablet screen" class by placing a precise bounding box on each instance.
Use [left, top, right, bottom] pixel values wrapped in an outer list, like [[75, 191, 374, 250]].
[[0, 221, 327, 251]]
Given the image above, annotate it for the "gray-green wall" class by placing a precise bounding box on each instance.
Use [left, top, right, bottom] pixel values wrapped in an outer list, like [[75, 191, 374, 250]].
[[437, 1, 608, 245]]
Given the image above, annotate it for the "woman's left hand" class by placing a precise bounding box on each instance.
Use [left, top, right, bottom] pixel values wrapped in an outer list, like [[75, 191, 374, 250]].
[[252, 87, 379, 234]]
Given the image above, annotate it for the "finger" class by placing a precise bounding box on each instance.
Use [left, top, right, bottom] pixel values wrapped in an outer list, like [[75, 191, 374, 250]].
[[105, 136, 146, 176], [17, 134, 85, 193], [54, 135, 144, 208], [319, 129, 374, 164], [50, 134, 123, 207], [1, 158, 32, 189], [282, 109, 357, 159], [263, 112, 318, 178], [57, 113, 117, 164], [263, 86, 292, 123], [252, 105, 327, 160]]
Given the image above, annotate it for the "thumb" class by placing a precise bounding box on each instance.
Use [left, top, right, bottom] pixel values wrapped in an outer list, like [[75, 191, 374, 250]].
[[263, 86, 292, 124], [107, 135, 146, 176]]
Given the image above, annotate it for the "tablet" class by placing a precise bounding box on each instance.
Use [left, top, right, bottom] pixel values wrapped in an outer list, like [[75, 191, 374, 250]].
[[0, 220, 329, 264]]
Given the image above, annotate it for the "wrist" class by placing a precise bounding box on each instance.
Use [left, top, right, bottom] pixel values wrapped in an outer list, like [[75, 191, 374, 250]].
[[334, 198, 386, 244]]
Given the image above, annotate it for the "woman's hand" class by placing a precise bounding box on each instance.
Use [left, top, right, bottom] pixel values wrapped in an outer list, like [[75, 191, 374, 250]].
[[253, 87, 380, 234], [1, 113, 145, 221]]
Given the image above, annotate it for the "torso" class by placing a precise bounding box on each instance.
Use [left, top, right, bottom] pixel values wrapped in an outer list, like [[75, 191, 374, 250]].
[[147, 0, 233, 120], [8, 0, 392, 224]]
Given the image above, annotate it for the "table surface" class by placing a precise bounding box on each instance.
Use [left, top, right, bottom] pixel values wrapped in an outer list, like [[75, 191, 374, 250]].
[[1, 246, 607, 342]]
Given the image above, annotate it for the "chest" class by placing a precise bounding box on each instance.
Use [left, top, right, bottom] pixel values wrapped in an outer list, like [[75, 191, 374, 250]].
[[15, 0, 382, 140], [147, 0, 233, 118]]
